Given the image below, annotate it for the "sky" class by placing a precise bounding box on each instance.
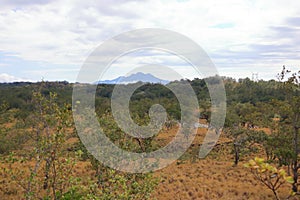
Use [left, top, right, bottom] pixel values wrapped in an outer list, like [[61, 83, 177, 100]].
[[0, 0, 300, 82]]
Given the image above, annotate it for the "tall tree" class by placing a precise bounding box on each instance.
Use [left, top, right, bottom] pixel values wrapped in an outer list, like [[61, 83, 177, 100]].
[[277, 66, 300, 193]]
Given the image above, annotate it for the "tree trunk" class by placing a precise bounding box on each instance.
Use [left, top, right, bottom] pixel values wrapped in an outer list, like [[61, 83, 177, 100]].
[[292, 126, 299, 193], [43, 159, 51, 190], [135, 138, 145, 152], [272, 189, 280, 200], [234, 143, 239, 165]]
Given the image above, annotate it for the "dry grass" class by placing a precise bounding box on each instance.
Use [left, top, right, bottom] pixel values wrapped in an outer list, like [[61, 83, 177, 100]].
[[150, 122, 295, 199], [151, 159, 295, 200], [0, 122, 297, 200]]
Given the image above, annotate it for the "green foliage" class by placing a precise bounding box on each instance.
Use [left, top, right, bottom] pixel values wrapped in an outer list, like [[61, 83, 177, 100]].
[[0, 105, 30, 154], [225, 127, 268, 165], [0, 84, 76, 199], [275, 66, 300, 193], [0, 77, 291, 125], [73, 109, 159, 199], [0, 101, 8, 114], [1, 71, 300, 198], [56, 172, 158, 200]]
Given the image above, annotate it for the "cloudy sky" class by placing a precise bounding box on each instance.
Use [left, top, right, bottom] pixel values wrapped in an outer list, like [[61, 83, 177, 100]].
[[0, 0, 300, 82]]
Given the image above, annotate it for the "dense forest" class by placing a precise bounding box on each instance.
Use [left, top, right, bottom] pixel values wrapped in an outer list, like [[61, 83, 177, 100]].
[[0, 76, 287, 121], [0, 67, 299, 199]]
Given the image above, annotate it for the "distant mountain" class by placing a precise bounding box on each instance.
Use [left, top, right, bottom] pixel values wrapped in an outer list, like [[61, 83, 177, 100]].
[[96, 72, 169, 84]]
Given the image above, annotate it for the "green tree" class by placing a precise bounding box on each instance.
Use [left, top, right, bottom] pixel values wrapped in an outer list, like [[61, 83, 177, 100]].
[[2, 85, 76, 200], [225, 127, 268, 165], [276, 66, 300, 193]]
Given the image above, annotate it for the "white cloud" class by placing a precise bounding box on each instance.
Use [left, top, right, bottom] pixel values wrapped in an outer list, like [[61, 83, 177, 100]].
[[0, 0, 300, 80], [0, 73, 32, 82]]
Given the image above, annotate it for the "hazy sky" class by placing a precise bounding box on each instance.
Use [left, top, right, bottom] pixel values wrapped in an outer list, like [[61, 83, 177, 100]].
[[0, 0, 300, 82]]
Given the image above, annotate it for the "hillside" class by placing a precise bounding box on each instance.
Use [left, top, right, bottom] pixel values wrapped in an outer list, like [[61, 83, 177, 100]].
[[0, 74, 299, 199]]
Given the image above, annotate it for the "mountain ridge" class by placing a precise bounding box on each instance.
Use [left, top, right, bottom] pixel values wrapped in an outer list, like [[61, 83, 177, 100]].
[[96, 72, 169, 84]]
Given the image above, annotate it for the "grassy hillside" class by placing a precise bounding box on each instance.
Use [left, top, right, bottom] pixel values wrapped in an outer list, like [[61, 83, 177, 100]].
[[0, 73, 299, 199]]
